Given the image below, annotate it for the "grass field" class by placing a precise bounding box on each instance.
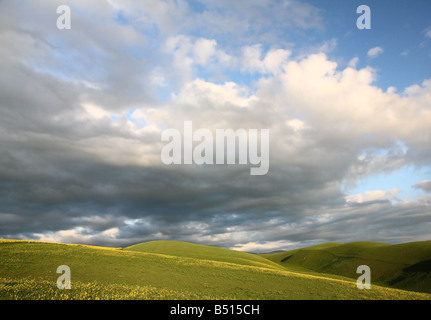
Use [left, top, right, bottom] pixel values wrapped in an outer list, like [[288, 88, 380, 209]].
[[0, 239, 430, 300], [260, 240, 431, 294]]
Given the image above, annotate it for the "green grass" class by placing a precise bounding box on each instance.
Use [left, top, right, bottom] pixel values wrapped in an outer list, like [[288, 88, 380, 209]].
[[0, 239, 430, 300], [127, 240, 283, 270], [260, 240, 431, 294]]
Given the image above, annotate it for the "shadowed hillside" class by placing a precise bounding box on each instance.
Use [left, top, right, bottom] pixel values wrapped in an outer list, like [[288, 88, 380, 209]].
[[260, 241, 431, 294]]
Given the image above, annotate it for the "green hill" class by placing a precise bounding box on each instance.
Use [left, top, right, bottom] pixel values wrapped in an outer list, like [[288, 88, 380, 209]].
[[260, 241, 431, 294], [0, 239, 430, 300], [127, 240, 283, 270]]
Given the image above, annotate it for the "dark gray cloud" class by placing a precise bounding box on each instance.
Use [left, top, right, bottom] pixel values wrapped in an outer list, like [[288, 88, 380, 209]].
[[413, 180, 431, 192]]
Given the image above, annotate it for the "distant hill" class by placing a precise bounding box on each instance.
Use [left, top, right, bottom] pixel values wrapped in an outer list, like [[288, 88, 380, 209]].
[[260, 241, 431, 294], [127, 240, 283, 270]]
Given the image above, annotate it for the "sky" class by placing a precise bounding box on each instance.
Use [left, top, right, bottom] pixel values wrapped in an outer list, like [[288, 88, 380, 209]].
[[0, 0, 430, 253]]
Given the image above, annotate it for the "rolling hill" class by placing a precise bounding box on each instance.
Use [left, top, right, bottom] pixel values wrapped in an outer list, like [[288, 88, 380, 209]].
[[0, 239, 430, 300], [127, 240, 283, 270], [260, 240, 431, 294]]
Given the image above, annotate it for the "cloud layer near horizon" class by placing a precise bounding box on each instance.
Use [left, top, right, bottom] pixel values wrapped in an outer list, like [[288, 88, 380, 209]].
[[0, 0, 430, 252]]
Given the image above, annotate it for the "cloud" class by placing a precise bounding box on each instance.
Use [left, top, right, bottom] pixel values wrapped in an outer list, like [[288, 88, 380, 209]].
[[413, 180, 431, 192], [108, 0, 324, 44], [345, 189, 400, 203], [163, 35, 236, 85], [401, 50, 409, 57], [241, 45, 291, 74], [367, 46, 384, 58], [231, 240, 296, 253], [0, 1, 430, 253], [348, 57, 360, 69]]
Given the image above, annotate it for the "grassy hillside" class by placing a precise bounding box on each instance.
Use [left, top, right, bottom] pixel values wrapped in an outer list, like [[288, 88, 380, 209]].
[[127, 240, 283, 270], [261, 241, 431, 294], [1, 239, 430, 300]]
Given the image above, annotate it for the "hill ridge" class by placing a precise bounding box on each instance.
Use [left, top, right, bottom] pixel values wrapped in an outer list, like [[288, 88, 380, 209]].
[[127, 239, 284, 271]]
